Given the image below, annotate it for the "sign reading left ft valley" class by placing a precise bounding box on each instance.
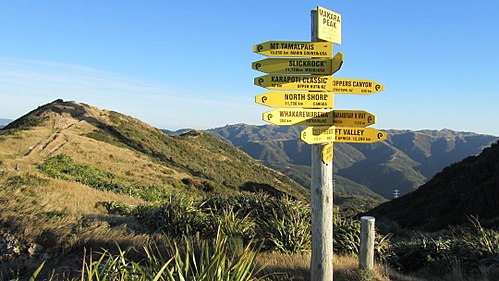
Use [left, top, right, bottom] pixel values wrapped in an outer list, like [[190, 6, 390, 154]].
[[253, 41, 332, 58], [301, 126, 387, 144]]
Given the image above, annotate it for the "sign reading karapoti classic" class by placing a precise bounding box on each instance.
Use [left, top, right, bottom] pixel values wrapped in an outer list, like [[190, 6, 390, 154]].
[[254, 75, 383, 93]]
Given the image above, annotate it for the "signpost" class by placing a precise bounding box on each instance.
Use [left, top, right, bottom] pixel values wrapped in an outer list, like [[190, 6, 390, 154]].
[[315, 6, 342, 44], [262, 109, 375, 127], [301, 126, 387, 144], [334, 126, 387, 143], [252, 52, 343, 75], [255, 91, 333, 108], [331, 78, 384, 94], [322, 143, 333, 164], [252, 6, 386, 281], [253, 41, 332, 58], [254, 74, 383, 93]]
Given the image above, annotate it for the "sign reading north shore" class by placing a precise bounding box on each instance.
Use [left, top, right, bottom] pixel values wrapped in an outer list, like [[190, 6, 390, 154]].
[[333, 110, 375, 127], [254, 74, 382, 93], [253, 41, 332, 58], [255, 91, 333, 108], [301, 126, 387, 144], [300, 126, 336, 144], [263, 108, 332, 126], [252, 52, 343, 75], [332, 78, 384, 94], [322, 143, 333, 163], [316, 6, 341, 44]]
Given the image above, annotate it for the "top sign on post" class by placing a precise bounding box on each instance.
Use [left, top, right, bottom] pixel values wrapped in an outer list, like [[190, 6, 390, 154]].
[[316, 6, 342, 44], [253, 41, 333, 58]]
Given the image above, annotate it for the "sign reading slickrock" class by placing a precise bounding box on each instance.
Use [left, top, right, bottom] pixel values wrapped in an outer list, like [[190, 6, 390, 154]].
[[301, 126, 387, 144], [252, 58, 331, 75], [252, 52, 343, 75], [253, 41, 332, 58], [255, 91, 333, 108], [254, 75, 383, 93]]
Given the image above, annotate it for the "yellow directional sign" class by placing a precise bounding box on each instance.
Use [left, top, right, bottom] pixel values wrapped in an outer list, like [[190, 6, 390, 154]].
[[301, 126, 387, 144], [332, 110, 375, 127], [263, 108, 332, 126], [255, 92, 333, 108], [300, 126, 336, 144], [316, 6, 341, 44], [254, 74, 332, 91], [253, 41, 333, 58], [322, 143, 334, 163], [252, 52, 343, 75], [262, 109, 375, 126], [332, 78, 384, 94], [254, 75, 383, 93]]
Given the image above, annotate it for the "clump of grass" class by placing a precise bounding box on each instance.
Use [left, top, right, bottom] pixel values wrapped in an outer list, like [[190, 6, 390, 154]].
[[22, 230, 263, 281], [37, 154, 167, 201]]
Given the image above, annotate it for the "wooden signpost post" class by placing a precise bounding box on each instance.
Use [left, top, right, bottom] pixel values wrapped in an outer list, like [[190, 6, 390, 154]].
[[252, 6, 385, 281]]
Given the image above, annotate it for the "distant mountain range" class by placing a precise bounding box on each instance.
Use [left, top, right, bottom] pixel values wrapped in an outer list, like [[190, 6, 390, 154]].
[[0, 118, 12, 128], [367, 138, 499, 231], [206, 124, 498, 199]]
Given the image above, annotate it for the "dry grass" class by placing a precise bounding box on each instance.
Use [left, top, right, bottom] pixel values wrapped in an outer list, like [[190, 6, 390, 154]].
[[256, 252, 396, 281]]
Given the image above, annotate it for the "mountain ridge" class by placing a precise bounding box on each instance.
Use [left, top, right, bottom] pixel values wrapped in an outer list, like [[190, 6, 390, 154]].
[[207, 124, 498, 199]]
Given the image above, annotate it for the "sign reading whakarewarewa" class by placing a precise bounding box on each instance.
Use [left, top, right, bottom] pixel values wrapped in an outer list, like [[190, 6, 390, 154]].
[[262, 108, 377, 127]]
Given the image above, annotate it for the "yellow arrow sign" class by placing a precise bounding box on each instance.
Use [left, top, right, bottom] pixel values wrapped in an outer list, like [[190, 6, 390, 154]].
[[322, 143, 334, 163], [254, 75, 383, 93], [332, 78, 384, 94], [300, 126, 336, 144], [252, 52, 343, 75], [335, 127, 387, 143], [263, 109, 376, 126], [301, 126, 387, 144], [254, 74, 332, 91], [253, 41, 333, 58], [255, 92, 333, 108], [263, 109, 332, 126], [332, 110, 376, 127]]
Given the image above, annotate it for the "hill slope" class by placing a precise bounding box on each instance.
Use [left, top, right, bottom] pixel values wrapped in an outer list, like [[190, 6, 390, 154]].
[[1, 100, 307, 200], [366, 140, 499, 231], [208, 124, 497, 199], [0, 100, 310, 273]]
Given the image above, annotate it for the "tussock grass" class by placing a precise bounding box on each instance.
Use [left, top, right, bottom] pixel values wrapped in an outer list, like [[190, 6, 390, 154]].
[[257, 253, 393, 281]]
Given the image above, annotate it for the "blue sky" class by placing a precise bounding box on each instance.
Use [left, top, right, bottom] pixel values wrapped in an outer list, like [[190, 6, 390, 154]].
[[1, 1, 499, 135]]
